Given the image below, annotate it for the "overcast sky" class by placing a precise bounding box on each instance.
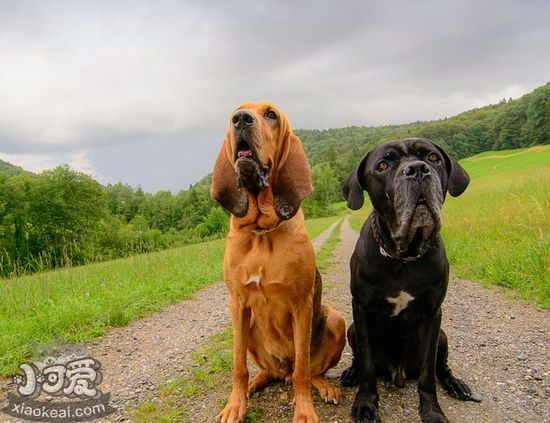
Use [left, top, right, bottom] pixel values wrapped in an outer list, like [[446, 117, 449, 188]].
[[0, 1, 549, 192]]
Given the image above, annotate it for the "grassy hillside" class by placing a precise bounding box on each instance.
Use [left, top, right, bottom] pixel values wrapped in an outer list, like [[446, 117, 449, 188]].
[[0, 159, 27, 176], [0, 215, 340, 376], [298, 82, 550, 187], [350, 146, 549, 309]]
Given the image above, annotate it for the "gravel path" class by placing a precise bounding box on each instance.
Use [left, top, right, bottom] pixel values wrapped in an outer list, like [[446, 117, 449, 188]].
[[2, 217, 548, 423]]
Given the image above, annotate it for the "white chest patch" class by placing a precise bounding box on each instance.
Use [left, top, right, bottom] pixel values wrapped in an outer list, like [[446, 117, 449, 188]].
[[245, 275, 261, 286], [386, 291, 415, 317]]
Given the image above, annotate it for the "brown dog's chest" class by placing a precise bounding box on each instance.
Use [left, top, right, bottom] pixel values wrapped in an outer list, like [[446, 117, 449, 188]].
[[223, 235, 316, 367], [224, 230, 315, 316], [226, 242, 310, 306]]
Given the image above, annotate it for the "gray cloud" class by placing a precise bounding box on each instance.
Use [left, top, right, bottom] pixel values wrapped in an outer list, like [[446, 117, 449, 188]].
[[0, 0, 549, 191]]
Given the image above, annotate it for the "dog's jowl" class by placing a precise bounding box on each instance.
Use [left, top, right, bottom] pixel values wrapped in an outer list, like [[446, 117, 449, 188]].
[[341, 138, 481, 423], [211, 102, 346, 423]]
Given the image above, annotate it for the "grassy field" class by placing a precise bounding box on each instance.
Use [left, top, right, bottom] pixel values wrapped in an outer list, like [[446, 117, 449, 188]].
[[0, 215, 340, 376], [349, 146, 549, 308]]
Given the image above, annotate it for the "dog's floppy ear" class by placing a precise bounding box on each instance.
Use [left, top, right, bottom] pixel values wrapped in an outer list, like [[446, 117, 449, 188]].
[[433, 142, 470, 197], [342, 152, 369, 210], [210, 132, 248, 217], [272, 133, 313, 220]]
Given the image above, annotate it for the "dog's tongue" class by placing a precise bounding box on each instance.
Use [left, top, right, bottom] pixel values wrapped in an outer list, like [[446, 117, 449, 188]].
[[238, 150, 253, 158]]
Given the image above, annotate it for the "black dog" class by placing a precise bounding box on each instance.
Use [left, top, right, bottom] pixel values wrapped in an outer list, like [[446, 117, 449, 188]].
[[341, 138, 481, 423]]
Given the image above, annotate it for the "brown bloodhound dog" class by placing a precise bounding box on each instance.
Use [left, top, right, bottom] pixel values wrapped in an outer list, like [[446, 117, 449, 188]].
[[211, 102, 346, 423]]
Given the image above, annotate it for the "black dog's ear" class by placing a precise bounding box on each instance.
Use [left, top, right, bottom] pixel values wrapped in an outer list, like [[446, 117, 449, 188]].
[[342, 153, 369, 210], [433, 143, 470, 197], [342, 171, 364, 210], [447, 158, 470, 197]]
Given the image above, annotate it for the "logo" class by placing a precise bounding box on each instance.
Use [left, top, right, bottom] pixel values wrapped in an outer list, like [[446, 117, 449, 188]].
[[2, 342, 116, 422]]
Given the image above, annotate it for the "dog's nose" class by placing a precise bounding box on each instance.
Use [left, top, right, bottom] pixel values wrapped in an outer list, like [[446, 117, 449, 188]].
[[404, 161, 430, 179], [232, 110, 255, 129]]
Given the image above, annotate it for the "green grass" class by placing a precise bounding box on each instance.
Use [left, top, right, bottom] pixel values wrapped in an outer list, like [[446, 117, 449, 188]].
[[348, 145, 550, 308], [0, 239, 225, 376], [304, 214, 342, 239], [0, 215, 338, 376], [331, 200, 348, 214], [442, 145, 549, 307], [349, 199, 373, 232], [316, 220, 343, 275]]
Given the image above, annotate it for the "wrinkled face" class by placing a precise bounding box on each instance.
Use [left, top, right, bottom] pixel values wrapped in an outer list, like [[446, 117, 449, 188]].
[[363, 139, 449, 254], [229, 102, 284, 193]]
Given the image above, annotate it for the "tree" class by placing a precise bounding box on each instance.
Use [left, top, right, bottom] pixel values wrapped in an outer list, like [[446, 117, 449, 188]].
[[522, 84, 550, 146], [28, 165, 106, 266], [105, 183, 143, 222], [303, 163, 339, 217], [496, 103, 528, 149], [194, 207, 229, 237]]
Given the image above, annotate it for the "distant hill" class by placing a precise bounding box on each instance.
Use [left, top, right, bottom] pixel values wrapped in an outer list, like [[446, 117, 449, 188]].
[[297, 82, 550, 183], [0, 159, 27, 176]]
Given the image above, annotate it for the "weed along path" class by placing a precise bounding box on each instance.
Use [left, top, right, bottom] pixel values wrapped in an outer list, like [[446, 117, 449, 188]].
[[126, 218, 548, 423]]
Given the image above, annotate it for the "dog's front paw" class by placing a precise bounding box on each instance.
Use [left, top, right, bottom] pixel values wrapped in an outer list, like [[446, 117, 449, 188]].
[[420, 409, 449, 423], [419, 392, 448, 423], [312, 376, 341, 404], [293, 401, 319, 423], [351, 396, 381, 423], [341, 365, 358, 387], [216, 395, 247, 423], [439, 374, 483, 402]]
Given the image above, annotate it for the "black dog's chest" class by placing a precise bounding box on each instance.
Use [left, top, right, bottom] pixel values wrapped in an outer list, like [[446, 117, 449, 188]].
[[366, 285, 441, 322], [352, 251, 448, 321]]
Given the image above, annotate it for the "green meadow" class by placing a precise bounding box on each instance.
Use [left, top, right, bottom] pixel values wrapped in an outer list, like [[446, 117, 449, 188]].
[[349, 146, 549, 308], [0, 215, 340, 376]]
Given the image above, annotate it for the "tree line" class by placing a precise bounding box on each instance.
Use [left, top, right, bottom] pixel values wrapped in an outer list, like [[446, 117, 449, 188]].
[[0, 82, 548, 276], [0, 167, 226, 276], [297, 82, 550, 193]]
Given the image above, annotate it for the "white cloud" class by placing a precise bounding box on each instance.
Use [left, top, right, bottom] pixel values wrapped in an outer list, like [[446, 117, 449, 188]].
[[0, 0, 549, 191], [0, 151, 109, 184]]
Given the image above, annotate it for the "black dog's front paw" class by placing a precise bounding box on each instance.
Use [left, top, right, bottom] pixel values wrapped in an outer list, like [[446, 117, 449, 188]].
[[439, 374, 483, 402], [341, 365, 358, 387], [420, 410, 449, 423], [352, 396, 381, 423], [419, 392, 448, 423]]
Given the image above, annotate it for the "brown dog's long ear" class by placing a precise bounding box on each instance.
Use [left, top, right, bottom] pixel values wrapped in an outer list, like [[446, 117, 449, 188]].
[[342, 152, 369, 210], [210, 133, 248, 217], [433, 142, 470, 197], [272, 134, 313, 220]]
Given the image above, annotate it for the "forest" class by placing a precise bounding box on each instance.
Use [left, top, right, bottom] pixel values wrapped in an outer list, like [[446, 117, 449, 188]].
[[0, 82, 548, 277]]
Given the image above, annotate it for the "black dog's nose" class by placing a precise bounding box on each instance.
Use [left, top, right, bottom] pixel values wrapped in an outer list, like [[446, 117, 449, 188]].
[[232, 110, 255, 129], [404, 161, 430, 179]]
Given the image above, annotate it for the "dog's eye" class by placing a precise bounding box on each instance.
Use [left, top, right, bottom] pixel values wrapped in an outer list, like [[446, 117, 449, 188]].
[[265, 110, 277, 120], [377, 161, 389, 172], [428, 153, 440, 163]]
